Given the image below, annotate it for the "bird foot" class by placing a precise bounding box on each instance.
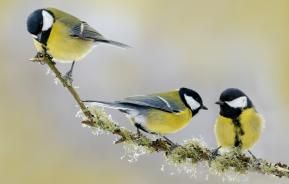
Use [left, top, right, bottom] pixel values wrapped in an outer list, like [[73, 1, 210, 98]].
[[29, 52, 45, 64], [162, 136, 179, 149], [211, 146, 221, 159], [63, 71, 73, 85], [29, 52, 54, 65]]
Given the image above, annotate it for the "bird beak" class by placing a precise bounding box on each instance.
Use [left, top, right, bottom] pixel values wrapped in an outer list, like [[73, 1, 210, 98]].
[[215, 101, 224, 105], [201, 105, 208, 110]]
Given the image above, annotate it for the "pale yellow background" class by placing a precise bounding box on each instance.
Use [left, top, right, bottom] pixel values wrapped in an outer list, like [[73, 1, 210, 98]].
[[1, 0, 289, 183]]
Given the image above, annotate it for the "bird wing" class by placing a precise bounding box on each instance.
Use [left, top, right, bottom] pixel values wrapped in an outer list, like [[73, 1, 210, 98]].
[[48, 7, 105, 42], [47, 7, 129, 47], [47, 8, 101, 41], [118, 94, 183, 113], [70, 21, 129, 47], [70, 21, 105, 41], [83, 90, 185, 114]]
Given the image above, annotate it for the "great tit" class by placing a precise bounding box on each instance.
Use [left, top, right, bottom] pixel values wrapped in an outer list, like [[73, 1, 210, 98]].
[[214, 88, 264, 157], [26, 8, 128, 82], [83, 87, 207, 144]]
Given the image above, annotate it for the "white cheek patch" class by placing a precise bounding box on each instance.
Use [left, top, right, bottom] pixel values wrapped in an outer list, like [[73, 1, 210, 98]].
[[41, 10, 54, 31], [225, 96, 247, 108], [184, 94, 200, 110]]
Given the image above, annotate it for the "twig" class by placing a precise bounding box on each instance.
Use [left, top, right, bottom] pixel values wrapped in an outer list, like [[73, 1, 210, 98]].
[[30, 54, 289, 179]]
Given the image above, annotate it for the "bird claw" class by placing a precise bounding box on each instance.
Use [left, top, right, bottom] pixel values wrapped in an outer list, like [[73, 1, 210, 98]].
[[29, 52, 54, 65], [63, 71, 73, 85], [162, 136, 179, 149], [136, 128, 144, 139], [29, 52, 45, 63], [46, 54, 53, 61], [211, 146, 221, 159]]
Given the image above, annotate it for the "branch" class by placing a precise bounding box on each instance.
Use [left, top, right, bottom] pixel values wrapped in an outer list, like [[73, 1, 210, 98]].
[[30, 54, 289, 179]]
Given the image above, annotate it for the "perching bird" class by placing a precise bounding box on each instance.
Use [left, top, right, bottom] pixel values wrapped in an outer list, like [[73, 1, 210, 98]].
[[26, 7, 128, 82], [83, 87, 207, 144], [214, 88, 264, 157]]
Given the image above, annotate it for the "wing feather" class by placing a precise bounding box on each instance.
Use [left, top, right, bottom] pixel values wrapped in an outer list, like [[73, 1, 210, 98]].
[[118, 95, 182, 113], [70, 21, 105, 41]]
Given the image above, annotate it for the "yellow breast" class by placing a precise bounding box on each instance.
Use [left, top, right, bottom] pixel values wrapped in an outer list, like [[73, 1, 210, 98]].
[[146, 108, 192, 135], [214, 108, 264, 151], [214, 115, 236, 149], [239, 109, 264, 150], [33, 21, 95, 63]]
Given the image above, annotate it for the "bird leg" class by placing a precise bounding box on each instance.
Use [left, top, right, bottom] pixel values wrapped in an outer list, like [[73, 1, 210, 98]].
[[248, 150, 257, 160], [134, 123, 178, 148], [63, 61, 75, 84], [136, 128, 141, 138], [134, 123, 148, 138], [162, 136, 178, 148]]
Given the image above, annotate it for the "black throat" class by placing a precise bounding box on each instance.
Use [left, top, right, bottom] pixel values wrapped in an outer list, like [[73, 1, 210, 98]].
[[37, 28, 52, 46], [219, 104, 242, 119]]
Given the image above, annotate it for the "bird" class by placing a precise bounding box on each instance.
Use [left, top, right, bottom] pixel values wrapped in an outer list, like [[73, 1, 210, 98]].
[[26, 7, 128, 82], [214, 88, 264, 158], [83, 87, 207, 145]]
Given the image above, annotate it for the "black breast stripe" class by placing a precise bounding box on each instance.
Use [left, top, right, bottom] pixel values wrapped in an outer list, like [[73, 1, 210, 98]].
[[233, 119, 244, 148]]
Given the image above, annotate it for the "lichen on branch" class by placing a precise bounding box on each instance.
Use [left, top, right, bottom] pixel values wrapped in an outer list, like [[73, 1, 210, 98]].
[[30, 54, 289, 179]]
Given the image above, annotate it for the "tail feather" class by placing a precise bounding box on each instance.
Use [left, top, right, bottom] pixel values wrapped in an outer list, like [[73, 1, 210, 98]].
[[95, 39, 130, 48], [84, 100, 143, 121], [83, 100, 128, 110]]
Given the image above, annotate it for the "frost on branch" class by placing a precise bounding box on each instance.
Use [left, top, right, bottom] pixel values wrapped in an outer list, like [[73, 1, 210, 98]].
[[121, 144, 148, 163], [77, 105, 117, 135]]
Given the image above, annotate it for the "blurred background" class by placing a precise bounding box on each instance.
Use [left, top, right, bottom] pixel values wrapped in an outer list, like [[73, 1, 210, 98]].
[[1, 0, 289, 183]]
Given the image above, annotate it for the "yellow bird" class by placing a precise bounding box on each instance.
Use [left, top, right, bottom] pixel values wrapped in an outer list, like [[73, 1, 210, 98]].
[[26, 8, 128, 82], [214, 88, 264, 157], [84, 87, 207, 144]]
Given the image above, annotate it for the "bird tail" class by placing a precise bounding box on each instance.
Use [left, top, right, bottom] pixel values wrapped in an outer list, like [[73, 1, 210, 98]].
[[83, 100, 127, 110], [95, 39, 130, 48]]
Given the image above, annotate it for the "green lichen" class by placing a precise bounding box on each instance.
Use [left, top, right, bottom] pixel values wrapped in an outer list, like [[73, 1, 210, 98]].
[[210, 149, 250, 174], [166, 138, 210, 169]]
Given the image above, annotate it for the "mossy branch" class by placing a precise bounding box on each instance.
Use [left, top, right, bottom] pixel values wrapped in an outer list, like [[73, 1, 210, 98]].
[[30, 54, 289, 179]]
